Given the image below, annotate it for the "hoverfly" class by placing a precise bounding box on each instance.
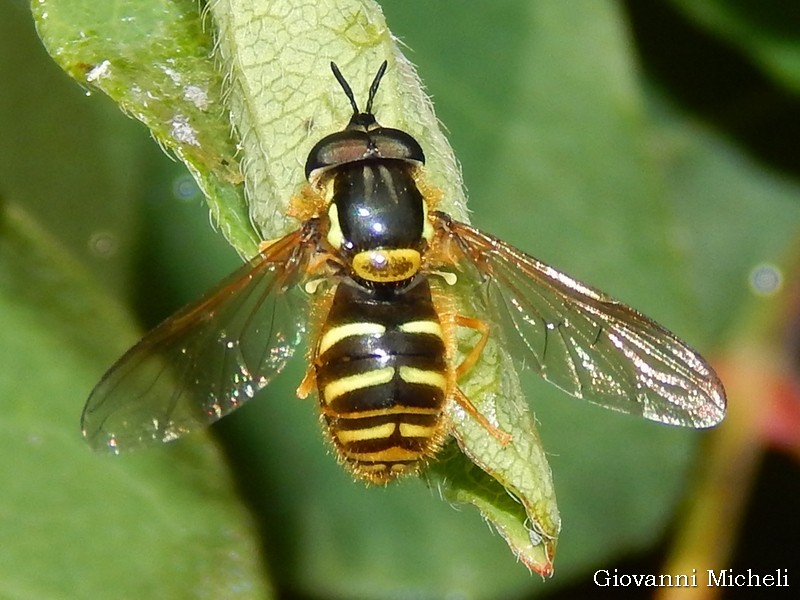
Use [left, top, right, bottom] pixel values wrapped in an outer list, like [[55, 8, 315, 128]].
[[83, 61, 726, 483]]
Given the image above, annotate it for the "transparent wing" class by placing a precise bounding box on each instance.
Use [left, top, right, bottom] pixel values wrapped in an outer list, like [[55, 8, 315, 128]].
[[432, 212, 726, 428], [82, 225, 321, 452]]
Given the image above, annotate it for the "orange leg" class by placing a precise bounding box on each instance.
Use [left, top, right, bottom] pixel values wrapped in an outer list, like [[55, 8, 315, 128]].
[[296, 364, 316, 400], [454, 315, 491, 378], [453, 387, 512, 446], [452, 314, 511, 446]]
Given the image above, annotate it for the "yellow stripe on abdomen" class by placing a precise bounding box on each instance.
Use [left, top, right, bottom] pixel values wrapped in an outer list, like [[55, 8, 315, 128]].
[[398, 320, 443, 338], [318, 321, 385, 355], [398, 422, 436, 439], [322, 366, 395, 404], [335, 422, 396, 444], [345, 446, 423, 463], [398, 365, 447, 390]]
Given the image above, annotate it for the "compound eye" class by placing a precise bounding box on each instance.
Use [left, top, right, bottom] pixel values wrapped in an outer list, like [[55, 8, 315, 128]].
[[305, 128, 425, 181], [305, 131, 372, 179], [370, 128, 425, 165]]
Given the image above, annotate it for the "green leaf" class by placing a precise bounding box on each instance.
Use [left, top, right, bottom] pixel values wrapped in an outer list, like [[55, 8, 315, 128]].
[[0, 202, 272, 598], [426, 278, 561, 576], [31, 0, 259, 256]]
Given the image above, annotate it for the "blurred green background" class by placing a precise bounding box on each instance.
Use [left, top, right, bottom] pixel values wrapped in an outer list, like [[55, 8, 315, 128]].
[[2, 0, 799, 598]]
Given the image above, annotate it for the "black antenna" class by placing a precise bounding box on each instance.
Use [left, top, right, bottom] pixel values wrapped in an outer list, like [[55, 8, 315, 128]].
[[329, 60, 388, 117], [364, 60, 388, 114], [329, 62, 359, 115]]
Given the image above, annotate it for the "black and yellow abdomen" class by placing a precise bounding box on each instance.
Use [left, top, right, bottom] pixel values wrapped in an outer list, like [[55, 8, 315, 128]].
[[315, 279, 449, 483]]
